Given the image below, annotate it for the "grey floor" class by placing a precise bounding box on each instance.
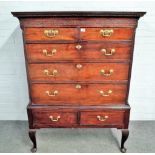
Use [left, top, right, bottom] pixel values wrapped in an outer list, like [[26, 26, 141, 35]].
[[0, 121, 154, 153]]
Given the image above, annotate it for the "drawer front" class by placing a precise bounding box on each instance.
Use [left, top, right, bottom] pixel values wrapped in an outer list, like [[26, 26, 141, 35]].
[[80, 111, 125, 126], [28, 63, 129, 82], [33, 110, 77, 126], [24, 28, 134, 41], [80, 28, 134, 41], [24, 28, 78, 41], [26, 43, 132, 62], [31, 83, 127, 105]]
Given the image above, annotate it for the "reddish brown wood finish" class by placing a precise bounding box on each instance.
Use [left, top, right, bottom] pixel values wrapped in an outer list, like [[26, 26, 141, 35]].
[[33, 111, 77, 126], [25, 28, 78, 41], [20, 18, 138, 28], [24, 27, 134, 42], [80, 111, 125, 125], [29, 105, 130, 129], [26, 43, 132, 62], [28, 63, 129, 82], [30, 83, 127, 105], [81, 28, 134, 41], [30, 107, 128, 128], [12, 11, 146, 152], [12, 11, 146, 18]]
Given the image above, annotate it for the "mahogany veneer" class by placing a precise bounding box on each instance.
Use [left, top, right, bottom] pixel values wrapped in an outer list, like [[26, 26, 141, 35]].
[[80, 111, 125, 126], [26, 43, 132, 62], [25, 28, 78, 41], [28, 63, 129, 82], [31, 83, 127, 105], [12, 11, 145, 153]]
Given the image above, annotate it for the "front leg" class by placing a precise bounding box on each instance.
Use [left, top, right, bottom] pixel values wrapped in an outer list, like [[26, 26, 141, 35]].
[[29, 129, 37, 153], [120, 129, 129, 153]]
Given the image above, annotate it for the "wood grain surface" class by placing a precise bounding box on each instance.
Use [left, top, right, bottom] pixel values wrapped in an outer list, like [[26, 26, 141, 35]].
[[26, 43, 132, 62], [25, 28, 78, 41], [28, 63, 129, 82], [30, 83, 127, 105]]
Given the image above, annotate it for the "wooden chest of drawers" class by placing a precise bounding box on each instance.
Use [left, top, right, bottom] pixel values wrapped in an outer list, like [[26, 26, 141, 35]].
[[12, 11, 145, 153]]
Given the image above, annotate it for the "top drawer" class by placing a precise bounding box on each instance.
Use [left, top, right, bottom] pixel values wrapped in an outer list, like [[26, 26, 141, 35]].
[[80, 28, 134, 41], [24, 28, 78, 41], [24, 27, 134, 42]]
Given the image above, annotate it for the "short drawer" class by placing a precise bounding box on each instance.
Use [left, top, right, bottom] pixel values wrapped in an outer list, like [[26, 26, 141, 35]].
[[31, 83, 127, 105], [80, 28, 134, 41], [33, 110, 77, 126], [26, 43, 132, 62], [80, 111, 125, 126], [28, 63, 129, 82], [24, 28, 78, 41]]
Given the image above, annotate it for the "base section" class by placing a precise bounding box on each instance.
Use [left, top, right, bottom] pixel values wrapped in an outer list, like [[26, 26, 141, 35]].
[[27, 104, 130, 152]]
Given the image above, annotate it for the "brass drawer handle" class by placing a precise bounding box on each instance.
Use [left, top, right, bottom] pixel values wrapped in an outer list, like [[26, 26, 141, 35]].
[[100, 29, 114, 37], [101, 48, 115, 56], [43, 49, 57, 56], [75, 84, 81, 89], [76, 64, 83, 69], [97, 115, 108, 121], [49, 116, 60, 122], [99, 90, 113, 96], [75, 44, 82, 50], [44, 69, 58, 77], [46, 90, 58, 97], [100, 69, 114, 77], [44, 29, 59, 38]]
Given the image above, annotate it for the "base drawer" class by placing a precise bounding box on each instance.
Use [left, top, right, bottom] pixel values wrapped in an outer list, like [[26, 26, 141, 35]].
[[80, 110, 125, 126], [33, 110, 77, 126]]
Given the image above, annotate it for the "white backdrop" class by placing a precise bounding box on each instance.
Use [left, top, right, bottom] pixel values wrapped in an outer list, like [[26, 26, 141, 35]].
[[0, 0, 155, 120]]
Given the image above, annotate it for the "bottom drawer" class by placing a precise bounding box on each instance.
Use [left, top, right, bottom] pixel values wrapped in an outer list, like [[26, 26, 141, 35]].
[[33, 110, 77, 126], [80, 111, 125, 126]]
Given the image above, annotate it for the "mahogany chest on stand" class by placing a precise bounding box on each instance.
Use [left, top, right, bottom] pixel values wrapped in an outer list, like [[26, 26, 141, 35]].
[[12, 11, 145, 152]]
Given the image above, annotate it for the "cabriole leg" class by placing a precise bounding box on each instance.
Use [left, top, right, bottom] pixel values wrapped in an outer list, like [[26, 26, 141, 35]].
[[29, 129, 37, 153], [120, 129, 129, 153]]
